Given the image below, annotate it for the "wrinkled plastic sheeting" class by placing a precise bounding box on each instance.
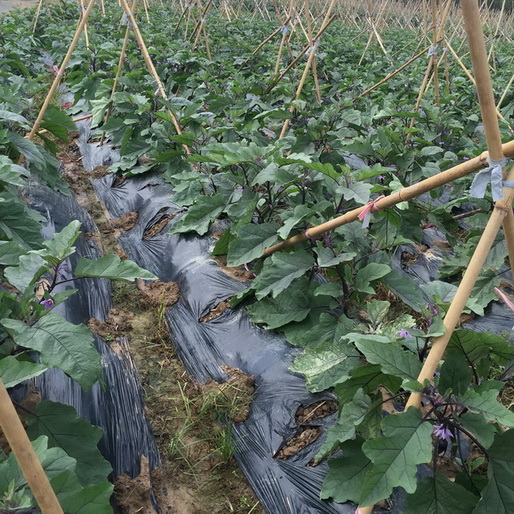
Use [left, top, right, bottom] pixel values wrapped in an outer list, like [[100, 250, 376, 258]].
[[77, 133, 377, 513], [26, 182, 160, 478], [392, 226, 514, 335]]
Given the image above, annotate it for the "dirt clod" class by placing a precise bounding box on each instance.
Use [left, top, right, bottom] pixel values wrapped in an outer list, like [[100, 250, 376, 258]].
[[275, 426, 323, 460], [199, 300, 230, 323], [112, 211, 139, 231], [137, 279, 180, 308], [87, 309, 133, 343], [201, 366, 255, 423], [144, 208, 177, 239], [295, 400, 338, 424], [213, 256, 255, 282]]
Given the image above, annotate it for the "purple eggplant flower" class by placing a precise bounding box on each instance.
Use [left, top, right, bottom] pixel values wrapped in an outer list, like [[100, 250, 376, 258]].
[[40, 298, 55, 310], [397, 329, 412, 338], [433, 424, 454, 442]]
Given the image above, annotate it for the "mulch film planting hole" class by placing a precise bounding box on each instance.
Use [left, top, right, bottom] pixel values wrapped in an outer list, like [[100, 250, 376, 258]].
[[275, 427, 323, 460], [143, 207, 177, 238], [295, 400, 338, 424], [199, 299, 230, 323]]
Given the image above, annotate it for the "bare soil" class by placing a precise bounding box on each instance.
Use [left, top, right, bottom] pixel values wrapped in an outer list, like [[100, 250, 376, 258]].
[[0, 0, 37, 14]]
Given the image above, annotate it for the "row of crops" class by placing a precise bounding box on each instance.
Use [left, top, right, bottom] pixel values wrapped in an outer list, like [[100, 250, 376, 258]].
[[1, 0, 514, 512]]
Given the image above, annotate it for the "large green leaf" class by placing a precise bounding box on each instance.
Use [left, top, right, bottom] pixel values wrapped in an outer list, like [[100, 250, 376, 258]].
[[406, 472, 478, 513], [6, 131, 47, 169], [0, 109, 30, 128], [0, 435, 112, 513], [458, 389, 514, 426], [473, 430, 514, 513], [41, 220, 81, 262], [289, 341, 361, 392], [75, 254, 157, 281], [0, 240, 25, 265], [277, 205, 313, 239], [0, 355, 47, 388], [26, 401, 112, 486], [360, 407, 433, 505], [252, 249, 314, 299], [316, 389, 371, 459], [352, 334, 422, 381], [448, 330, 514, 365], [334, 364, 402, 404], [0, 436, 75, 495], [282, 312, 353, 348], [321, 438, 372, 504], [458, 412, 497, 450], [1, 314, 102, 391], [170, 194, 226, 235], [0, 155, 29, 186], [314, 244, 356, 267], [40, 105, 77, 142], [4, 252, 46, 293], [0, 192, 43, 249], [247, 280, 312, 329], [354, 263, 391, 294], [54, 474, 113, 514], [227, 222, 279, 266], [439, 352, 472, 396], [380, 270, 425, 313]]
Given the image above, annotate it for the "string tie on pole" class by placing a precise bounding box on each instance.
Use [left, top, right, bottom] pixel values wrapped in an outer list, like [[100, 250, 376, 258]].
[[305, 39, 319, 56], [121, 12, 132, 25], [358, 195, 385, 229], [52, 65, 64, 76], [201, 17, 206, 23], [470, 157, 508, 202], [428, 45, 438, 57], [281, 25, 288, 35], [304, 228, 314, 239]]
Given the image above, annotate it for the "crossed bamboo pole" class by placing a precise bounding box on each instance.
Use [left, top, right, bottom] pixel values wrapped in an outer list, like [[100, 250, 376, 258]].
[[277, 0, 337, 138], [357, 0, 514, 511], [0, 379, 63, 513], [25, 0, 97, 145]]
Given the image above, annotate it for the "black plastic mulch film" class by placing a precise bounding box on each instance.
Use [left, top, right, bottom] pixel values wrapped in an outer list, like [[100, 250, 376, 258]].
[[25, 118, 513, 514]]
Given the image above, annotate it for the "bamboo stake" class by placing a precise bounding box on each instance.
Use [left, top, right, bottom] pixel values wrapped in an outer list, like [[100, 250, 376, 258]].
[[25, 0, 97, 144], [118, 0, 190, 153], [142, 0, 150, 24], [407, 0, 451, 133], [431, 0, 440, 104], [100, 0, 138, 146], [278, 45, 317, 139], [30, 113, 93, 138], [79, 0, 90, 49], [240, 16, 292, 68], [405, 166, 514, 412], [267, 13, 336, 93], [262, 139, 514, 257], [274, 24, 289, 75], [497, 70, 514, 110], [305, 0, 321, 104], [277, 0, 336, 138], [356, 44, 433, 99], [173, 0, 192, 35], [0, 379, 64, 514], [409, 0, 514, 433], [32, 0, 44, 33], [445, 41, 507, 123]]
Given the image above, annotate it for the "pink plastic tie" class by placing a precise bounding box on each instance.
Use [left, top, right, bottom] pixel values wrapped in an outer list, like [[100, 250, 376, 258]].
[[357, 195, 385, 229]]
